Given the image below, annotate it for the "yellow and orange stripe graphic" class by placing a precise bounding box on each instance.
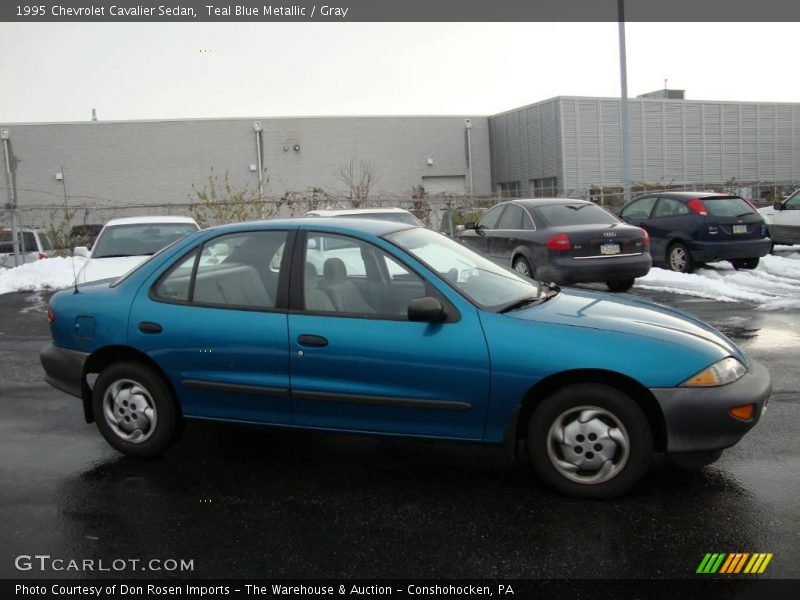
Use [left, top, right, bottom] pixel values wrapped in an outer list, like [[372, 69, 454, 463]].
[[697, 552, 773, 574]]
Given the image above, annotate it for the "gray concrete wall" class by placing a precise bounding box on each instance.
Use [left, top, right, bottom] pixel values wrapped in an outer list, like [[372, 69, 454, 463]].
[[0, 115, 491, 227]]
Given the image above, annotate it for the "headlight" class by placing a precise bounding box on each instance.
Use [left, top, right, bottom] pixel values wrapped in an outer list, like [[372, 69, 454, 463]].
[[680, 357, 747, 387]]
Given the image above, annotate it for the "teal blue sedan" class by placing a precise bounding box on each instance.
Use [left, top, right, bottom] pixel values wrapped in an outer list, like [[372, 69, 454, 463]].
[[40, 218, 771, 498]]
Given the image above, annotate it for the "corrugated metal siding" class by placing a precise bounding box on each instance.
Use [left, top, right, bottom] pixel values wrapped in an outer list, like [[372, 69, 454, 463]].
[[539, 97, 800, 193], [488, 99, 561, 194]]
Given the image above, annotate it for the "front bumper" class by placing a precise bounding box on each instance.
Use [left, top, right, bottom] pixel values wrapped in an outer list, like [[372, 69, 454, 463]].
[[538, 253, 652, 284], [688, 237, 772, 262], [40, 343, 88, 399], [650, 359, 771, 454]]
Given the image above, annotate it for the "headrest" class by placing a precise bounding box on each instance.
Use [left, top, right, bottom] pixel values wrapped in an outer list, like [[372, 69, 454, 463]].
[[323, 257, 347, 284]]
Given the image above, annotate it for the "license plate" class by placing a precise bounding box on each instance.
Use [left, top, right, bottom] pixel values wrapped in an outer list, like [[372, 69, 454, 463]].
[[600, 243, 621, 255], [733, 224, 748, 234]]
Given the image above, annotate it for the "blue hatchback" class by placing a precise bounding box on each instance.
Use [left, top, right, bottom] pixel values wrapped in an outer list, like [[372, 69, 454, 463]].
[[41, 219, 771, 498]]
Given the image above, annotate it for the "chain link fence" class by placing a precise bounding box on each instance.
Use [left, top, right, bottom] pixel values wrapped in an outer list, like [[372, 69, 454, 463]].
[[3, 179, 798, 249]]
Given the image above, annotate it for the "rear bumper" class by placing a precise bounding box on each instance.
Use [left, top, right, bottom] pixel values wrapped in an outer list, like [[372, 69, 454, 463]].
[[40, 343, 88, 399], [650, 359, 771, 454], [538, 253, 652, 284], [688, 237, 772, 262]]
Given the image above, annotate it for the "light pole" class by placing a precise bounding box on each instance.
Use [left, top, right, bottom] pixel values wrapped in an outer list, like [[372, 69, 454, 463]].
[[618, 0, 632, 205], [1, 128, 21, 267]]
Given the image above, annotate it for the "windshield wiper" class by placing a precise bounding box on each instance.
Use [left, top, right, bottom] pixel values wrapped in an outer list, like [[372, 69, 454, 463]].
[[735, 212, 753, 218], [498, 296, 542, 313]]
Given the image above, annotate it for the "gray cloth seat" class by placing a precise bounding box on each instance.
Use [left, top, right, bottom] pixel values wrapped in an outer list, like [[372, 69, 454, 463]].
[[304, 262, 335, 312], [193, 265, 272, 308], [320, 258, 375, 313]]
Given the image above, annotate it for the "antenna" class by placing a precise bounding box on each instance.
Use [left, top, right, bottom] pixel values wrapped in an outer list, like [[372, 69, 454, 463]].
[[71, 248, 80, 294]]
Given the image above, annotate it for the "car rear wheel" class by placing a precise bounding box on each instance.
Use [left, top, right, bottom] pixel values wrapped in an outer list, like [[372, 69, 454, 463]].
[[513, 256, 534, 278], [731, 257, 760, 270], [92, 362, 179, 458], [606, 278, 635, 292], [667, 242, 694, 273], [527, 383, 653, 499]]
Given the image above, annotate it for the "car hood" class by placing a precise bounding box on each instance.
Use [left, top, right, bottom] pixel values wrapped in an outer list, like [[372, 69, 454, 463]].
[[505, 287, 744, 362], [77, 255, 148, 284]]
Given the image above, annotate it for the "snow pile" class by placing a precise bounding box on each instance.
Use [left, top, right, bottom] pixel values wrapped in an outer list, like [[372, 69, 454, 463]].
[[0, 257, 87, 295], [635, 250, 800, 310]]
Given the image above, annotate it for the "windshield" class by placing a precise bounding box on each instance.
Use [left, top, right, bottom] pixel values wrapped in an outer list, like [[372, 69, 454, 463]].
[[535, 203, 620, 226], [338, 212, 423, 226], [387, 227, 544, 310], [92, 223, 199, 258]]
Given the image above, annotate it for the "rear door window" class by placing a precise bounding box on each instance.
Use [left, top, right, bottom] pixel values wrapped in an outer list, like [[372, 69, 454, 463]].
[[703, 197, 756, 217]]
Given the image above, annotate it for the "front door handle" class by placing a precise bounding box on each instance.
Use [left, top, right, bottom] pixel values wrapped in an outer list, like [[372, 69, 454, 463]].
[[297, 334, 328, 347], [138, 321, 162, 334]]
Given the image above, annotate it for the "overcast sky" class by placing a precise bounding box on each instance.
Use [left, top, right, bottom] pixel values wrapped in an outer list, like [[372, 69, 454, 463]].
[[0, 22, 797, 123]]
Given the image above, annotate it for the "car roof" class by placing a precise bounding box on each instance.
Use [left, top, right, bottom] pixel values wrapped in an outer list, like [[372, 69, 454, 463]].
[[206, 217, 417, 238], [102, 216, 199, 227], [633, 191, 739, 200], [305, 207, 413, 217], [509, 198, 593, 208]]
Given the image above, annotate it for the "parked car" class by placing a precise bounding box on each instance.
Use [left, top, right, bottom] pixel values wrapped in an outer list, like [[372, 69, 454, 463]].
[[758, 188, 800, 247], [69, 224, 104, 249], [0, 228, 54, 268], [74, 216, 199, 284], [458, 199, 651, 292], [619, 192, 771, 273], [305, 207, 423, 226], [41, 218, 770, 499]]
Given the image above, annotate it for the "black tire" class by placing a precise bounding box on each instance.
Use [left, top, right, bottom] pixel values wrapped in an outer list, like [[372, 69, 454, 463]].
[[527, 383, 653, 499], [666, 242, 694, 273], [731, 257, 760, 270], [92, 361, 179, 458], [512, 255, 534, 279], [606, 278, 635, 292]]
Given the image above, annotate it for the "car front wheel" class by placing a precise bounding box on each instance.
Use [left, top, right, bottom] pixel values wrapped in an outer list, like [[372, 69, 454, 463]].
[[667, 242, 694, 273], [731, 257, 760, 270], [527, 383, 653, 499], [92, 362, 179, 458]]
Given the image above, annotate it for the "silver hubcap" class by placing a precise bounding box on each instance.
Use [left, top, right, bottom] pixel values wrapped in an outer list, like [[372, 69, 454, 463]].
[[514, 259, 531, 276], [669, 247, 687, 271], [547, 406, 630, 485], [103, 379, 158, 443]]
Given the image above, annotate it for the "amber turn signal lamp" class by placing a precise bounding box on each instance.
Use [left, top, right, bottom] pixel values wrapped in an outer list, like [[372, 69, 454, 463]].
[[729, 404, 755, 421]]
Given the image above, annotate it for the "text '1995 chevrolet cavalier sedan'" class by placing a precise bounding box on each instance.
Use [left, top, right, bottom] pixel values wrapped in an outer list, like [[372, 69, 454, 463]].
[[40, 218, 771, 498]]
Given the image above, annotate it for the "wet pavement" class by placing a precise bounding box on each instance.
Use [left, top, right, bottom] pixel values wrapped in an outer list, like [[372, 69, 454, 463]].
[[0, 288, 798, 579]]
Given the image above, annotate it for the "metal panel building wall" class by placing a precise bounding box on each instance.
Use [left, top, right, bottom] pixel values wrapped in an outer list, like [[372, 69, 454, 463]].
[[489, 99, 561, 195], [0, 115, 492, 226], [492, 96, 800, 196]]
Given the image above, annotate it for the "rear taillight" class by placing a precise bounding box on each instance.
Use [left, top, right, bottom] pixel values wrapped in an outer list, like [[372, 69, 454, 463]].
[[686, 198, 708, 216], [47, 305, 55, 325], [38, 252, 47, 260], [641, 229, 649, 248], [547, 232, 572, 251]]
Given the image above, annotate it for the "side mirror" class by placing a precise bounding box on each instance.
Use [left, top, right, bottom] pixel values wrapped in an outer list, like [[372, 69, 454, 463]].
[[773, 201, 784, 210], [408, 296, 446, 323], [73, 246, 90, 258], [464, 222, 476, 230]]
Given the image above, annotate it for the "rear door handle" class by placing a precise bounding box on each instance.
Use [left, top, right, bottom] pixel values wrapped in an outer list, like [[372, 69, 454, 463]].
[[138, 321, 162, 334], [297, 334, 328, 347]]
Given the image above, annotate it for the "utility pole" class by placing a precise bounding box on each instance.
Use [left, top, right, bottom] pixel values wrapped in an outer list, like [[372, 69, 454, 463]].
[[1, 128, 21, 267], [618, 0, 632, 204]]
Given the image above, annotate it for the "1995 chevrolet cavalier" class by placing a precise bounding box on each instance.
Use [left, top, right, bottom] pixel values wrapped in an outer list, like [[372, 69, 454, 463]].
[[40, 218, 771, 498]]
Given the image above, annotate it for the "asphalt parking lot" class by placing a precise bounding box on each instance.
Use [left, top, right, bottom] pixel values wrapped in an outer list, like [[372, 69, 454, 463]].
[[0, 287, 798, 580]]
